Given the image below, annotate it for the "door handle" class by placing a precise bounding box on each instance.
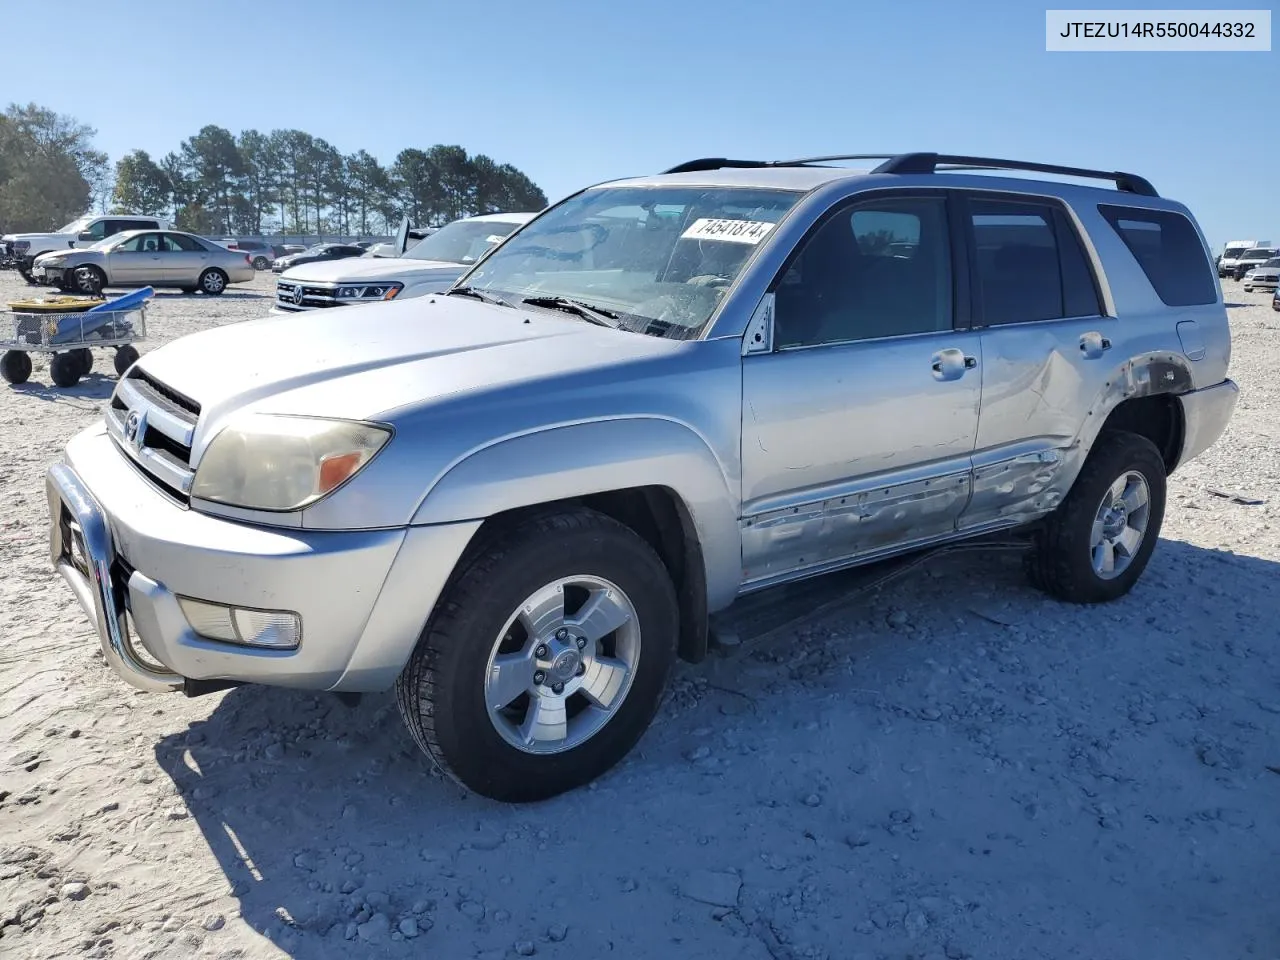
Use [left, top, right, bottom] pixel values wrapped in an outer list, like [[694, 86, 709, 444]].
[[931, 348, 977, 381]]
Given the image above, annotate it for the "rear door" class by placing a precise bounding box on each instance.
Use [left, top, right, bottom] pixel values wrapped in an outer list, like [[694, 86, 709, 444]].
[[160, 232, 211, 284], [956, 192, 1115, 530]]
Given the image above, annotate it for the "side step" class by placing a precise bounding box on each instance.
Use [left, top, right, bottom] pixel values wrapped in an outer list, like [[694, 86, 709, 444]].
[[708, 535, 1029, 655]]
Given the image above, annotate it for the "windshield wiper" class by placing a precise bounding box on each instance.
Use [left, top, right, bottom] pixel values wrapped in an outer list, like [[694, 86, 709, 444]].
[[446, 286, 513, 308], [521, 295, 621, 329]]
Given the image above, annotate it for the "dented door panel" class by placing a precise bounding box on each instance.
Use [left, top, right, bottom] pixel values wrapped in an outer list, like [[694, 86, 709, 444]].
[[741, 332, 982, 582]]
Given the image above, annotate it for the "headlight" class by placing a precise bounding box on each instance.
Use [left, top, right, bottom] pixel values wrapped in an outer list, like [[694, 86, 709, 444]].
[[336, 283, 402, 301], [41, 256, 66, 266], [191, 414, 391, 511]]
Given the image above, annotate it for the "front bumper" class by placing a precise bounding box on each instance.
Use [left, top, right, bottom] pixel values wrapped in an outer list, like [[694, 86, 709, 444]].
[[47, 425, 480, 694], [1177, 379, 1239, 466], [1244, 275, 1278, 290]]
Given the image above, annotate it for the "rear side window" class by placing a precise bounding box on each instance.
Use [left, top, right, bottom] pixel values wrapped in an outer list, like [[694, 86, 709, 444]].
[[1097, 205, 1216, 306], [968, 198, 1102, 325]]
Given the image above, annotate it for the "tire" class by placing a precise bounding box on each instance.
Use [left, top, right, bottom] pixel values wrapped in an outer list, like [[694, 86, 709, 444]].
[[1, 350, 32, 385], [69, 265, 104, 295], [252, 256, 269, 271], [49, 352, 82, 388], [18, 264, 37, 285], [1025, 430, 1166, 604], [114, 345, 139, 376], [396, 508, 679, 802], [72, 348, 93, 377], [199, 269, 228, 295]]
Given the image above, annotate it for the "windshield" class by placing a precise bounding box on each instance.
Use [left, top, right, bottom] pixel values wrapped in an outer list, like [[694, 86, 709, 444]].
[[460, 186, 802, 339], [57, 216, 93, 235], [300, 245, 327, 256], [405, 219, 522, 263], [1222, 246, 1247, 258], [1243, 249, 1271, 259], [1262, 258, 1280, 269], [92, 235, 127, 250]]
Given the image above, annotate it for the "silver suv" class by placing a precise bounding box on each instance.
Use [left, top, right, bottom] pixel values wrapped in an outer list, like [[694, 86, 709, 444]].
[[45, 152, 1237, 801]]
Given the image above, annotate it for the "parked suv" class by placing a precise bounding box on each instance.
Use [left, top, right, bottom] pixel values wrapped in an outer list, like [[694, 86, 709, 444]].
[[45, 152, 1236, 802], [2, 214, 170, 283], [272, 212, 534, 313]]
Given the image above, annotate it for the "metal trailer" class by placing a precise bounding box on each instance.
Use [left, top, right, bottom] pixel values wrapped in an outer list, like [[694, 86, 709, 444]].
[[1, 302, 147, 387]]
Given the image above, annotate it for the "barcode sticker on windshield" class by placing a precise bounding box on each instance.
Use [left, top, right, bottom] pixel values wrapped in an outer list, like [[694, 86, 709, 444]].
[[681, 218, 775, 244], [485, 235, 506, 244]]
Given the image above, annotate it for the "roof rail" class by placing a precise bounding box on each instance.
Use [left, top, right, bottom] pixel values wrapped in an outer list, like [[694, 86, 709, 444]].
[[662, 158, 771, 174], [870, 152, 1158, 196], [659, 152, 1158, 196]]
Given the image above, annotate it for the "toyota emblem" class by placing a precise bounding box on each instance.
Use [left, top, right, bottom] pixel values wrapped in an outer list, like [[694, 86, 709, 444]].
[[292, 285, 305, 306], [123, 410, 146, 449]]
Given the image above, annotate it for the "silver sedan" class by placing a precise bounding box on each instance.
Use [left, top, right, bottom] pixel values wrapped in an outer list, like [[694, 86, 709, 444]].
[[32, 230, 255, 295]]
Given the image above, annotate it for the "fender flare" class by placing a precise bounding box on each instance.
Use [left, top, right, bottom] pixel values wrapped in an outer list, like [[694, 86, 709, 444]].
[[411, 417, 742, 611], [1074, 350, 1195, 458]]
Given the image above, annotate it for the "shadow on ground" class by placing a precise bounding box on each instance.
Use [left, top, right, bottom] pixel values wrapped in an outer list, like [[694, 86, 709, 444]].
[[154, 537, 1280, 960]]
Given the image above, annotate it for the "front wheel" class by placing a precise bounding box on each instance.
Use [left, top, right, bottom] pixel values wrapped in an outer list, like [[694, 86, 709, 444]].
[[18, 263, 37, 285], [396, 509, 679, 802], [49, 352, 82, 388], [69, 265, 104, 295], [1025, 430, 1166, 604], [199, 269, 228, 295], [114, 345, 139, 376], [1, 350, 32, 384]]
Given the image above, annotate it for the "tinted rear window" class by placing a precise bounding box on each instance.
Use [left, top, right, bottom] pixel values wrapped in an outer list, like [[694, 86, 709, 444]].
[[1097, 205, 1216, 306]]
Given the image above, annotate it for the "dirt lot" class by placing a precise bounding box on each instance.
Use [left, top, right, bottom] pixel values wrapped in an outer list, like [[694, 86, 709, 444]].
[[1, 271, 1278, 960]]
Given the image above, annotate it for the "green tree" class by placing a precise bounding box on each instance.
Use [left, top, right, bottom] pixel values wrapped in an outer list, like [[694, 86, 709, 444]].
[[0, 102, 101, 231], [179, 125, 245, 234], [112, 150, 173, 216]]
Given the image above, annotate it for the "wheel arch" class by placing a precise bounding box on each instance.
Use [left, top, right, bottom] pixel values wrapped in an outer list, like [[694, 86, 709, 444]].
[[410, 417, 743, 661], [1077, 351, 1193, 474]]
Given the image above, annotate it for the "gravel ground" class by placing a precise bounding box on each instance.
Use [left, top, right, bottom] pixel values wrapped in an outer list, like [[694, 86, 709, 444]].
[[1, 271, 1278, 960]]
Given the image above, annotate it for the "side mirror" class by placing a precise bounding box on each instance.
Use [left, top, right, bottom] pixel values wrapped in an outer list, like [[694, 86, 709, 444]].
[[78, 232, 95, 242]]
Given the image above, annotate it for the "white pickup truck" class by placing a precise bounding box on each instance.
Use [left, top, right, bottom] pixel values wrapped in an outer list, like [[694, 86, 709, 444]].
[[2, 213, 171, 283]]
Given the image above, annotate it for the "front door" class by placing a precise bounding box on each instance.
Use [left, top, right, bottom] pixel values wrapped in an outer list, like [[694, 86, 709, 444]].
[[106, 232, 163, 285], [740, 192, 982, 587], [955, 193, 1120, 530]]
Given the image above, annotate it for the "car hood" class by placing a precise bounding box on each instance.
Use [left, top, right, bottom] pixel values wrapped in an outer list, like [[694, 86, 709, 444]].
[[134, 296, 686, 455], [281, 257, 468, 284], [34, 248, 100, 264]]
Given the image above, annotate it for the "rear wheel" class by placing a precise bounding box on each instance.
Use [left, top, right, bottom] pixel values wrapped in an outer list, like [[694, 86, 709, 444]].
[[1025, 431, 1166, 604], [252, 256, 269, 270], [199, 269, 228, 295], [1, 350, 32, 384], [49, 352, 82, 388], [395, 509, 679, 802]]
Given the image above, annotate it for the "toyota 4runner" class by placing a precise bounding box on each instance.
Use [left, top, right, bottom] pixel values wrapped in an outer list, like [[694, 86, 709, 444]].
[[45, 152, 1237, 801]]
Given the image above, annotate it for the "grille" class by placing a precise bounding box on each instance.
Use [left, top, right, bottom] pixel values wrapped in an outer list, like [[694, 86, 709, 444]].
[[275, 279, 397, 311], [106, 367, 200, 503], [276, 280, 347, 311]]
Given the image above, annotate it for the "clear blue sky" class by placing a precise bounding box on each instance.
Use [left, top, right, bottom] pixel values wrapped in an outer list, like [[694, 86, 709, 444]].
[[2, 0, 1274, 250]]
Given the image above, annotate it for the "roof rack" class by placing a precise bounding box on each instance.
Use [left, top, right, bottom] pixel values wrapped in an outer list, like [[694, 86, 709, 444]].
[[660, 152, 1158, 197]]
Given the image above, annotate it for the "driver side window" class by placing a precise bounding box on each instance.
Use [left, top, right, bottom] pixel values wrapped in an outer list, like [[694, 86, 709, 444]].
[[114, 234, 147, 252], [84, 220, 108, 241], [774, 196, 953, 348]]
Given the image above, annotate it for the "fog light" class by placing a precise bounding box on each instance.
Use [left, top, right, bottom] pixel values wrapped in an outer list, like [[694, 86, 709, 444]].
[[178, 597, 301, 649]]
